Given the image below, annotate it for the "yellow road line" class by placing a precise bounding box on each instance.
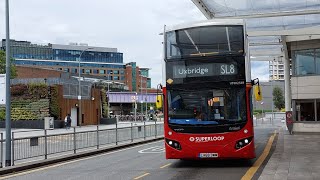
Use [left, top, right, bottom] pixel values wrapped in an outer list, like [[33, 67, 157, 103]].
[[241, 130, 277, 180], [160, 163, 171, 169], [133, 173, 150, 180], [0, 141, 161, 179]]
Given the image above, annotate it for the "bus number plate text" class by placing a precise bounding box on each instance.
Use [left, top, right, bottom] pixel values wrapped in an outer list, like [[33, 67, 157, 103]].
[[199, 153, 218, 158]]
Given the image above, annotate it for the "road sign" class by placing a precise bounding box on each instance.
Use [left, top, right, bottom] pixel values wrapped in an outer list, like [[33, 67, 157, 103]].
[[286, 111, 293, 134], [0, 74, 5, 105]]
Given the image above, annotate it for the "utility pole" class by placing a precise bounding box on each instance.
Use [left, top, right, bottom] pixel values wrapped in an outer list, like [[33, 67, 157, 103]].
[[107, 81, 110, 118], [145, 77, 148, 120], [78, 47, 93, 127], [5, 0, 12, 166], [134, 92, 137, 122], [140, 73, 143, 115]]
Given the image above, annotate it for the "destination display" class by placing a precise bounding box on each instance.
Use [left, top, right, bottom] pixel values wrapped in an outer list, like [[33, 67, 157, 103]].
[[173, 63, 237, 78]]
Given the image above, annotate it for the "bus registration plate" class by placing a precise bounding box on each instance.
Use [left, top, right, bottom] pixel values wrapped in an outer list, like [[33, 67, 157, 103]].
[[199, 153, 218, 158]]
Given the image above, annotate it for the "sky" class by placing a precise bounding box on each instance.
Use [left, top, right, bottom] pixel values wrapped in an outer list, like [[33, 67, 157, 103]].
[[0, 0, 269, 87]]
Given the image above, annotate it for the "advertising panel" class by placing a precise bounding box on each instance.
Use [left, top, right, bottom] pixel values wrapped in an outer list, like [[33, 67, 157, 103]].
[[0, 74, 5, 105]]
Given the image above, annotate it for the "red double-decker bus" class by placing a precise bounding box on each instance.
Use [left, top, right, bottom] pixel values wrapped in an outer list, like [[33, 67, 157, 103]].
[[161, 19, 259, 160]]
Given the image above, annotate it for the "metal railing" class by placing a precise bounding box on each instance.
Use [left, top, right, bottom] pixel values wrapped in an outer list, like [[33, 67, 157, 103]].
[[253, 113, 277, 126], [0, 122, 163, 167]]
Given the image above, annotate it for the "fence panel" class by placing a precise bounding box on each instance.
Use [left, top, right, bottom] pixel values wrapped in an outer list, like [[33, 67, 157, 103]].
[[8, 123, 164, 167], [13, 136, 46, 161], [117, 127, 131, 143], [99, 129, 116, 146], [76, 131, 98, 150], [47, 133, 74, 155]]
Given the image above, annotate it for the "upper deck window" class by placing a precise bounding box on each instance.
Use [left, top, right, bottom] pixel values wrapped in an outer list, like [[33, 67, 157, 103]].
[[166, 25, 244, 60]]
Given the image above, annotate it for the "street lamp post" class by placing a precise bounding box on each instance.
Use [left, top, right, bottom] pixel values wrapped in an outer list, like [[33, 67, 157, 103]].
[[135, 92, 137, 122], [140, 74, 143, 115], [107, 82, 110, 118], [145, 83, 147, 119], [107, 72, 113, 118], [78, 47, 93, 127], [261, 101, 264, 121], [5, 0, 12, 167]]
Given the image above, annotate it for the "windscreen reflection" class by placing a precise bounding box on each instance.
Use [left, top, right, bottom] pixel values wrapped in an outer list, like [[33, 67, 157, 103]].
[[168, 88, 246, 125]]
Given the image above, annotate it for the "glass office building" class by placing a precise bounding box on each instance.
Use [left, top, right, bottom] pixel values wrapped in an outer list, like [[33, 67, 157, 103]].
[[1, 39, 126, 83], [140, 68, 151, 88], [291, 43, 320, 122]]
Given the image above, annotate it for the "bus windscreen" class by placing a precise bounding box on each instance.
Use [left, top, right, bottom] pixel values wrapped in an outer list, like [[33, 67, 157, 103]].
[[166, 25, 244, 59], [168, 87, 246, 126]]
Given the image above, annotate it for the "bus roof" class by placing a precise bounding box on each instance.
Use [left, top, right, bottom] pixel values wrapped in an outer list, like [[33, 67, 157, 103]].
[[165, 19, 244, 32]]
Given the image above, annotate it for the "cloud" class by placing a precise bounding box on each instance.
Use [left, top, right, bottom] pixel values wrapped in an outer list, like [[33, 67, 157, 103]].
[[0, 0, 273, 87], [0, 0, 206, 88], [251, 61, 269, 81]]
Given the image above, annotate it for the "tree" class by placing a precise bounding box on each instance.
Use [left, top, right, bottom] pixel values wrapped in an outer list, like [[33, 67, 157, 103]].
[[273, 86, 285, 110], [0, 50, 17, 78]]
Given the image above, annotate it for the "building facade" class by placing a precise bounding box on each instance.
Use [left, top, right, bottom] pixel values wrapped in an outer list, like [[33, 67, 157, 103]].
[[253, 81, 285, 111], [1, 39, 126, 83], [125, 62, 151, 92], [290, 39, 320, 123], [1, 39, 153, 90], [269, 58, 285, 80], [269, 57, 292, 81]]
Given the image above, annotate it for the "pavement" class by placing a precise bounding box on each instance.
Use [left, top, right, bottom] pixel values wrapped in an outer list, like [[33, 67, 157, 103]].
[[259, 125, 320, 180], [0, 121, 162, 138], [1, 117, 320, 180]]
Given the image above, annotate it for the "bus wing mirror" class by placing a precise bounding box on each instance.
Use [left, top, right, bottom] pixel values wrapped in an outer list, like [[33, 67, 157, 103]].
[[254, 85, 262, 101], [251, 78, 259, 85]]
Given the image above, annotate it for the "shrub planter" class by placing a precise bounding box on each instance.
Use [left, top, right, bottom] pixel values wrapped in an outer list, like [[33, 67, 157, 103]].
[[100, 118, 117, 125], [0, 120, 64, 129]]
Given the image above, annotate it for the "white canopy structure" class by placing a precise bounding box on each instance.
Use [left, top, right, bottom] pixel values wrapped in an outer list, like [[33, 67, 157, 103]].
[[192, 0, 320, 132], [191, 0, 320, 60]]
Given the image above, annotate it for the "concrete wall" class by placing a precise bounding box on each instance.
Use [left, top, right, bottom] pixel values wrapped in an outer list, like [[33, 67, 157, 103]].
[[293, 123, 320, 133], [16, 66, 63, 79], [289, 39, 320, 51], [292, 76, 320, 99], [253, 81, 285, 110]]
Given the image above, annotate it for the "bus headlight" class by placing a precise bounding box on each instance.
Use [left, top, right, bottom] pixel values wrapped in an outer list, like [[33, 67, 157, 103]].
[[235, 137, 253, 149], [165, 138, 181, 150]]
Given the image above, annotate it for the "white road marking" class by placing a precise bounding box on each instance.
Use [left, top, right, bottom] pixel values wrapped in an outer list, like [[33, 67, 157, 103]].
[[0, 141, 163, 179], [138, 146, 165, 153]]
